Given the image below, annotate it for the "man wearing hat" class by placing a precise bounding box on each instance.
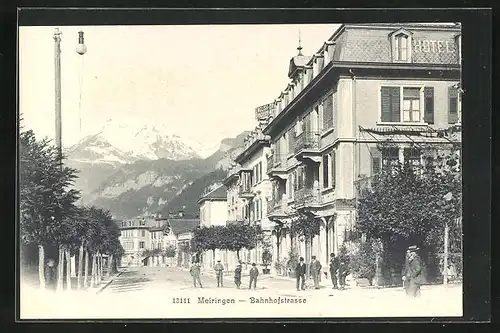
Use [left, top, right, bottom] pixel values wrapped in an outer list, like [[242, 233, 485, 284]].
[[295, 257, 306, 291], [248, 263, 259, 289], [329, 253, 340, 289], [403, 245, 424, 297], [214, 259, 225, 287], [310, 255, 322, 289], [189, 261, 203, 288]]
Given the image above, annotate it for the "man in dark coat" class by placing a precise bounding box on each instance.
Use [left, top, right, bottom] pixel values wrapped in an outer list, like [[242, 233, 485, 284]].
[[234, 263, 242, 289], [295, 257, 306, 291], [329, 253, 339, 289], [248, 263, 259, 289], [44, 258, 57, 290], [403, 245, 424, 297], [338, 250, 350, 289], [310, 256, 322, 289], [189, 262, 203, 288]]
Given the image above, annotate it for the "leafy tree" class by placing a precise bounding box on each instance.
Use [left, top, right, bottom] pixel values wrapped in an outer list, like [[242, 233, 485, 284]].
[[19, 130, 80, 289], [356, 143, 461, 282], [223, 223, 262, 261], [164, 245, 176, 258]]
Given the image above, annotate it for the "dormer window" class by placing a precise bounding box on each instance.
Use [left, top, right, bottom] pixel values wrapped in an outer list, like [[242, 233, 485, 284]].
[[316, 54, 325, 72], [390, 28, 413, 63]]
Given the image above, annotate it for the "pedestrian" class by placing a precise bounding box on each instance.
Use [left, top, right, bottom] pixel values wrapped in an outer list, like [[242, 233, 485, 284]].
[[214, 259, 225, 287], [403, 245, 425, 298], [401, 250, 411, 291], [44, 258, 57, 290], [234, 263, 242, 289], [338, 249, 349, 290], [295, 257, 306, 291], [189, 261, 203, 288], [249, 263, 259, 289], [310, 256, 322, 289], [329, 253, 339, 289]]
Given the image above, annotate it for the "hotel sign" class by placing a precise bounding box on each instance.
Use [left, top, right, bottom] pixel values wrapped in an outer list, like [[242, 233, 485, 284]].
[[255, 102, 275, 120], [413, 40, 455, 53]]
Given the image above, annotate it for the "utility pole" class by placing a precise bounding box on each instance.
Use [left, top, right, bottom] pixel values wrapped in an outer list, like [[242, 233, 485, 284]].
[[443, 221, 449, 287], [54, 28, 63, 167]]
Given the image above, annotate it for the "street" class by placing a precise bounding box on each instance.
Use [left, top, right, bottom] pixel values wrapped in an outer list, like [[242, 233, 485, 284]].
[[20, 266, 463, 319]]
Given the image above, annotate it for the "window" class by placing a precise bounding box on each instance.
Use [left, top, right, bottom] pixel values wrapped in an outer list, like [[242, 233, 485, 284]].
[[391, 30, 412, 63], [403, 87, 420, 122], [382, 147, 400, 170], [322, 94, 334, 130], [322, 154, 329, 188], [380, 86, 434, 124], [331, 151, 336, 189], [288, 128, 295, 153], [287, 174, 293, 199], [141, 230, 145, 237], [404, 148, 422, 168], [448, 85, 459, 124], [139, 241, 145, 249], [371, 148, 382, 176]]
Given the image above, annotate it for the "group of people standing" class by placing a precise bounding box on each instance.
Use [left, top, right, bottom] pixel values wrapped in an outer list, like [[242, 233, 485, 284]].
[[294, 253, 349, 291], [189, 259, 260, 290]]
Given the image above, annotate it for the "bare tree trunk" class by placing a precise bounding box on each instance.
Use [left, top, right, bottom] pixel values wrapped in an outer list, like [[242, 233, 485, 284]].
[[65, 248, 71, 291], [84, 249, 89, 288], [91, 253, 97, 287], [108, 254, 113, 277], [57, 245, 64, 291], [77, 242, 84, 289], [38, 244, 45, 289], [99, 253, 103, 281]]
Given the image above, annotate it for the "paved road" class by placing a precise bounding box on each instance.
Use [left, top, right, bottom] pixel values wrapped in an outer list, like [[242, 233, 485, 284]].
[[20, 266, 463, 319]]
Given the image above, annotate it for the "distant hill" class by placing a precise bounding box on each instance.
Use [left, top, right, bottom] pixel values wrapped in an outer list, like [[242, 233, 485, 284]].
[[162, 168, 228, 218], [73, 131, 249, 219]]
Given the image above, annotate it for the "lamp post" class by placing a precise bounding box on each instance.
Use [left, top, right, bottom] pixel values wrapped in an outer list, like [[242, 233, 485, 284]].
[[443, 191, 453, 287]]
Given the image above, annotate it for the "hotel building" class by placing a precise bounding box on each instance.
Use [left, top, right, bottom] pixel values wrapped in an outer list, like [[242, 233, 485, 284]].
[[262, 22, 462, 270]]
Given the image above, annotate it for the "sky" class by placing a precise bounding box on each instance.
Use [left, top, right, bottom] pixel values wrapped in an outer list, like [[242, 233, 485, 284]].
[[19, 24, 340, 149]]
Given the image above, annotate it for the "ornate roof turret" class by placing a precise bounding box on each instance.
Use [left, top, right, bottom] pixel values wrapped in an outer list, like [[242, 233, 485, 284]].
[[288, 29, 311, 79]]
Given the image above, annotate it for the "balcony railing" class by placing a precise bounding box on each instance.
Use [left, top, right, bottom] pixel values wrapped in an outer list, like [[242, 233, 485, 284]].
[[267, 197, 287, 218], [294, 131, 321, 154], [294, 187, 322, 207], [238, 184, 254, 197], [267, 153, 289, 172]]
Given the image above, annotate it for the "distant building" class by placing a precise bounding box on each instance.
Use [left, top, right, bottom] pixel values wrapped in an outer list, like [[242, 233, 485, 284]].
[[118, 213, 199, 267], [197, 183, 236, 271]]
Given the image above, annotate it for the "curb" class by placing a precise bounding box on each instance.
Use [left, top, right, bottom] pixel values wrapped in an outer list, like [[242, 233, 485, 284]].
[[96, 269, 126, 295]]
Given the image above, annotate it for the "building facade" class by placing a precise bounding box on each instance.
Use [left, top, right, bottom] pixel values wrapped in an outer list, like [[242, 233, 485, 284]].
[[197, 183, 235, 271], [262, 23, 462, 273]]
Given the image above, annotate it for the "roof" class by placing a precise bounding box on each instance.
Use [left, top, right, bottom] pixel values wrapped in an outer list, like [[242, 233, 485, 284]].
[[149, 223, 168, 232], [198, 184, 228, 204], [288, 55, 311, 79], [168, 219, 200, 235]]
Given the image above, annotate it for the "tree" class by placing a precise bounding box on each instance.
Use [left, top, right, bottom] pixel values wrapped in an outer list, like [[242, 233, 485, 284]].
[[356, 143, 461, 282], [164, 245, 176, 258], [223, 223, 263, 261], [19, 130, 80, 289]]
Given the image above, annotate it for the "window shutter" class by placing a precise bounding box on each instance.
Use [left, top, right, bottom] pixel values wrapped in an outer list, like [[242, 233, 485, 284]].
[[448, 86, 459, 124], [331, 151, 336, 188], [322, 154, 329, 188], [381, 87, 400, 122], [424, 87, 435, 124], [371, 148, 382, 175], [322, 94, 334, 130]]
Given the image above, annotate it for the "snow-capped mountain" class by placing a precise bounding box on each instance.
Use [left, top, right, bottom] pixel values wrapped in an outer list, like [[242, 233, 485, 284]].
[[67, 119, 207, 164]]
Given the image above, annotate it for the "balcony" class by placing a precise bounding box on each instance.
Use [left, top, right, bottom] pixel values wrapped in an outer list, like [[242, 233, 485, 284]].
[[267, 197, 288, 219], [267, 153, 289, 180], [238, 184, 255, 199], [294, 187, 322, 209], [294, 131, 322, 163]]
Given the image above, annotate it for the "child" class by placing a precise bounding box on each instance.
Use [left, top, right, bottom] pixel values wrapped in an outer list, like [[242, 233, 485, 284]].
[[249, 263, 259, 290], [234, 263, 242, 289]]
